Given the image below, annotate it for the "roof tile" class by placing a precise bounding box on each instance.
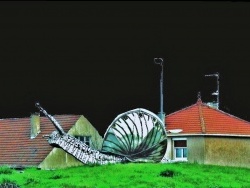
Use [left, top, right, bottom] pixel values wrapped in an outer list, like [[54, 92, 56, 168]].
[[0, 114, 80, 166]]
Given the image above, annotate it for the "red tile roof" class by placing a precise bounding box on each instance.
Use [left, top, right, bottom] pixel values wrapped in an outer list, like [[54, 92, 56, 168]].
[[0, 115, 80, 166], [165, 99, 250, 136]]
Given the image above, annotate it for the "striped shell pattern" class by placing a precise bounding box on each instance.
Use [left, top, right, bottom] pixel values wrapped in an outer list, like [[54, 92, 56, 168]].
[[101, 108, 167, 162]]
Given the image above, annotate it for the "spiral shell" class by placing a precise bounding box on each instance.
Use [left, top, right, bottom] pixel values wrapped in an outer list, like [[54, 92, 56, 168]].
[[101, 108, 167, 162]]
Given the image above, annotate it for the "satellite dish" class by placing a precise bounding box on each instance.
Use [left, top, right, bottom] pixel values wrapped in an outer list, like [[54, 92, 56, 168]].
[[168, 129, 183, 134]]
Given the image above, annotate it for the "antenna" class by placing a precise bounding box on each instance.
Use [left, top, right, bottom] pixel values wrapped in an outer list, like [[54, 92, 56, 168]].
[[205, 72, 219, 109]]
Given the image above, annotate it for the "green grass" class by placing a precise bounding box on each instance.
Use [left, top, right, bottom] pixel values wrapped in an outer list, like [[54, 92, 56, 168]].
[[0, 163, 250, 188]]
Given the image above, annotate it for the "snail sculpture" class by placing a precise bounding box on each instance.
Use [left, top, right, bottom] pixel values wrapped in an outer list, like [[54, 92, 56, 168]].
[[35, 103, 167, 165]]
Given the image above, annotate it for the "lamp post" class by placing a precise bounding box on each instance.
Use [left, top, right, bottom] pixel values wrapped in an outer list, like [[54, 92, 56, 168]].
[[154, 58, 164, 124], [205, 72, 219, 109]]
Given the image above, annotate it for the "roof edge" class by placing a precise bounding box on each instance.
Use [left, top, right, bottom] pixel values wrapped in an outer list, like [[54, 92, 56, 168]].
[[167, 133, 250, 138]]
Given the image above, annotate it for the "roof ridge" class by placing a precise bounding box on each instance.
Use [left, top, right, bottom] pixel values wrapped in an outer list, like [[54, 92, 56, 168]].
[[40, 114, 81, 117], [0, 114, 81, 121], [198, 102, 206, 133], [0, 117, 30, 121]]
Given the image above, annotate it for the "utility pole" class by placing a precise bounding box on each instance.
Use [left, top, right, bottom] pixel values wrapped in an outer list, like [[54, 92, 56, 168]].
[[154, 58, 165, 124]]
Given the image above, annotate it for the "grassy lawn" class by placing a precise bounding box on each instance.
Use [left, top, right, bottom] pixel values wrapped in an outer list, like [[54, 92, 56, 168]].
[[0, 162, 250, 188]]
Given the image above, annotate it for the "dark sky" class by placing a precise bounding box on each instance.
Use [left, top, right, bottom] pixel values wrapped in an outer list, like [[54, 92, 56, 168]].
[[0, 1, 249, 135]]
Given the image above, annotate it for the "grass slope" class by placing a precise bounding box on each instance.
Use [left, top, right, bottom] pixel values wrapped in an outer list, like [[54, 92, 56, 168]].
[[1, 163, 250, 188]]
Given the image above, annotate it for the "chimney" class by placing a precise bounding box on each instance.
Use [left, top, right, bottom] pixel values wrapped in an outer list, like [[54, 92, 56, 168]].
[[30, 113, 40, 139]]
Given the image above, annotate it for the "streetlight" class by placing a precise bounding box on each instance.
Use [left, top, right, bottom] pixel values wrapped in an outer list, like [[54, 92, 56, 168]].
[[154, 57, 165, 124], [205, 72, 219, 109]]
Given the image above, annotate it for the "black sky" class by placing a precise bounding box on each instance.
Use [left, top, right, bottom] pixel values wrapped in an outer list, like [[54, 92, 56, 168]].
[[0, 1, 249, 135]]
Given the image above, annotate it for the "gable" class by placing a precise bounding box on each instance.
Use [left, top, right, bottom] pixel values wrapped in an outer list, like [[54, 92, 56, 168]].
[[38, 115, 103, 169]]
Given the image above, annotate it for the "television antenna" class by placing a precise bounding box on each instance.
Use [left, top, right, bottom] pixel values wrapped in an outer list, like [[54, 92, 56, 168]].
[[205, 72, 219, 109]]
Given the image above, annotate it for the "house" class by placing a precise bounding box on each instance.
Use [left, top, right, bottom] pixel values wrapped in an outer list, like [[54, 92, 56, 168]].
[[164, 98, 250, 168], [0, 113, 103, 169]]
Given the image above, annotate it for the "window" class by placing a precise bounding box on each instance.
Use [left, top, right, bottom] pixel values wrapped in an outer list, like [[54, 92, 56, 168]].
[[75, 136, 91, 146], [173, 139, 187, 161]]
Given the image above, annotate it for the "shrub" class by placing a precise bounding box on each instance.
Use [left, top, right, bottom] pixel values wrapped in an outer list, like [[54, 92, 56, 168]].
[[160, 169, 175, 177], [24, 178, 40, 185], [0, 166, 12, 175], [0, 178, 19, 188], [50, 174, 63, 179]]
